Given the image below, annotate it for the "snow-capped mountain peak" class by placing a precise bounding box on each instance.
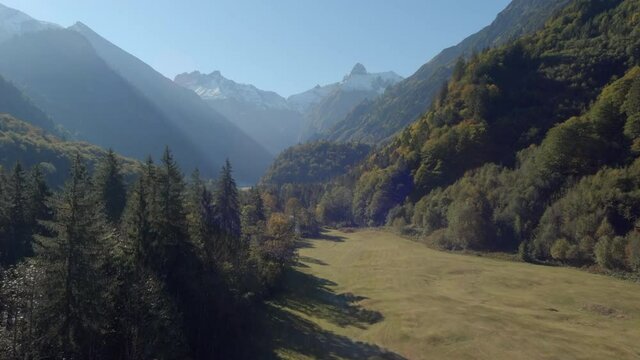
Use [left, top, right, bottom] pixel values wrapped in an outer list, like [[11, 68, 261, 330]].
[[0, 3, 59, 43], [175, 63, 403, 115], [288, 63, 403, 112], [174, 70, 290, 110], [341, 63, 403, 93]]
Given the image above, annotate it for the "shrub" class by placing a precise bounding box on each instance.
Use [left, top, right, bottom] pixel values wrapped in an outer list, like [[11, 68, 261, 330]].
[[551, 238, 571, 261]]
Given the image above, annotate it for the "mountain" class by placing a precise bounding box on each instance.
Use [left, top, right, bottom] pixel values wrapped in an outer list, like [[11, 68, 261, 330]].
[[68, 22, 273, 183], [174, 70, 303, 154], [292, 63, 403, 139], [349, 0, 639, 235], [0, 3, 58, 43], [175, 63, 401, 152], [0, 73, 56, 132], [0, 28, 217, 178], [323, 0, 571, 143], [0, 113, 140, 186]]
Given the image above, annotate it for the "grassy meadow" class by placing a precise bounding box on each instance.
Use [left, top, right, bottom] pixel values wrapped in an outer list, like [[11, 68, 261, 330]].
[[262, 229, 640, 359]]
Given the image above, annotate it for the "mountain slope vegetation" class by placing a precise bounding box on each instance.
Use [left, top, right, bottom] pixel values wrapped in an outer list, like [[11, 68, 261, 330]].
[[346, 0, 640, 271], [324, 0, 571, 144], [0, 114, 139, 185], [261, 141, 371, 185]]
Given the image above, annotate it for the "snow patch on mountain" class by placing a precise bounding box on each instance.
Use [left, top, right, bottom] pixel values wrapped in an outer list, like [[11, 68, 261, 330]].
[[287, 63, 403, 112], [175, 63, 403, 114], [174, 71, 290, 110]]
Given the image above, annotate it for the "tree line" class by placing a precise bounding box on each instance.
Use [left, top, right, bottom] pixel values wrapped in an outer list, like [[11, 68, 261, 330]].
[[0, 147, 299, 359]]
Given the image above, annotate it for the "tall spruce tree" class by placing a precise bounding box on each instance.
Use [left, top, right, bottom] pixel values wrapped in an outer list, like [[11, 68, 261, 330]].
[[251, 187, 266, 222], [94, 149, 127, 223], [2, 163, 29, 266], [152, 147, 189, 276], [36, 155, 113, 357], [212, 160, 241, 260], [187, 169, 215, 259], [27, 164, 52, 231], [115, 173, 189, 359], [0, 167, 6, 266]]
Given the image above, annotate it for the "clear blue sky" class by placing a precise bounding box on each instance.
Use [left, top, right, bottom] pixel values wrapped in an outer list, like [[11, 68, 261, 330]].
[[4, 0, 511, 96]]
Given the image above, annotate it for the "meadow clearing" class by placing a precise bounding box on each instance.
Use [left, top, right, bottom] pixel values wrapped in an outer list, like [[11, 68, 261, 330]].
[[263, 229, 640, 359]]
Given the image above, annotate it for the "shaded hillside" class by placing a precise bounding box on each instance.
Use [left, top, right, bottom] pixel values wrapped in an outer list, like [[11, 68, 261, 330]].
[[0, 28, 208, 178], [0, 114, 139, 185], [70, 22, 273, 183], [0, 74, 55, 132], [324, 0, 570, 143]]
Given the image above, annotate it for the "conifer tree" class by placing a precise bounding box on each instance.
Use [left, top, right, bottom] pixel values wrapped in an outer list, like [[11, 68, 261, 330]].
[[36, 155, 113, 357], [27, 164, 52, 229], [152, 147, 189, 276], [0, 167, 7, 266], [115, 174, 189, 360], [94, 149, 127, 223], [1, 163, 29, 266], [251, 187, 266, 222], [213, 159, 241, 260], [187, 169, 215, 259]]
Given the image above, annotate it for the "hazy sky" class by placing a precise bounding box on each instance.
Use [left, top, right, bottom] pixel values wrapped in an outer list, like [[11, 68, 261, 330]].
[[4, 0, 511, 96]]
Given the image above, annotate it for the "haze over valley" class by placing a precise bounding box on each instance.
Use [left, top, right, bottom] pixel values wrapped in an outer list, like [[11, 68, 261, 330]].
[[0, 1, 639, 359]]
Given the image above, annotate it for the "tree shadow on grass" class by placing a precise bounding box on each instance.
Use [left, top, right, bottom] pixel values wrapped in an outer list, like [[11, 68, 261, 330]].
[[252, 268, 406, 359], [297, 230, 346, 249], [308, 230, 347, 243], [262, 305, 406, 360], [276, 270, 383, 328], [298, 255, 328, 266]]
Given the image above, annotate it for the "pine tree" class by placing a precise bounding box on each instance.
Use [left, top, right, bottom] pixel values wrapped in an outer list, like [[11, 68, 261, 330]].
[[152, 147, 189, 276], [251, 187, 266, 222], [27, 164, 52, 230], [1, 163, 29, 266], [116, 174, 189, 359], [213, 159, 241, 260], [36, 155, 113, 357], [94, 149, 127, 223], [186, 169, 215, 259]]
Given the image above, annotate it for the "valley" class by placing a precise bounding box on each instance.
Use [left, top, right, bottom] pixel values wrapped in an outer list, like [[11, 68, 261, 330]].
[[1, 0, 640, 358]]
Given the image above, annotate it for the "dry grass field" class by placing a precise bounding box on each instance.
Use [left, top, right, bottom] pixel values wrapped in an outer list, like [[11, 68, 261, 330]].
[[260, 229, 640, 359]]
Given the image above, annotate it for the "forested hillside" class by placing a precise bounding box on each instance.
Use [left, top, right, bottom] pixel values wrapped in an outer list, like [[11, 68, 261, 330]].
[[2, 0, 640, 358], [0, 114, 139, 185], [331, 0, 640, 271], [323, 0, 570, 143], [261, 141, 371, 185]]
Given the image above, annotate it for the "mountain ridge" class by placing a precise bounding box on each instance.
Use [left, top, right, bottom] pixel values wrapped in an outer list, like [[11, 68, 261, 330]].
[[69, 21, 273, 182], [323, 0, 571, 144]]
